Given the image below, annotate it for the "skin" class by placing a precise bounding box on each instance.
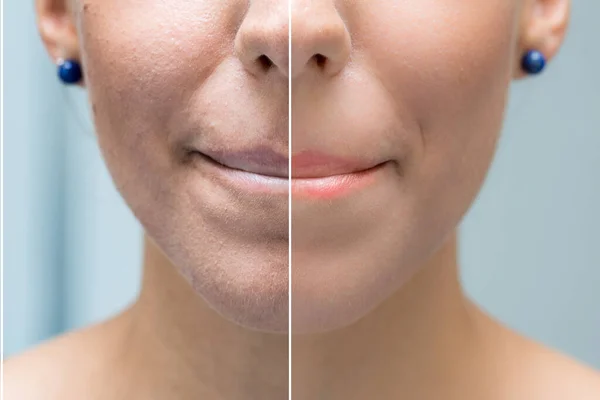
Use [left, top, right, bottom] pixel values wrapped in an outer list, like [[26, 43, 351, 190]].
[[290, 0, 571, 332], [4, 0, 600, 399]]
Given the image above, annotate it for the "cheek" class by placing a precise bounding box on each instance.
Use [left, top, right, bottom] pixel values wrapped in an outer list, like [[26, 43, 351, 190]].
[[75, 0, 244, 155], [359, 1, 518, 124], [78, 0, 243, 91], [72, 0, 248, 200], [359, 1, 519, 220]]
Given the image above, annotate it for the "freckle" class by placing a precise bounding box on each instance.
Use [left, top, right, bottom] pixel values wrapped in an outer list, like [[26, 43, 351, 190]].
[[83, 3, 90, 12]]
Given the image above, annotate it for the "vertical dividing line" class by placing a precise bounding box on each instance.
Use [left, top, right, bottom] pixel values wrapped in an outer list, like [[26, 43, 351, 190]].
[[288, 0, 293, 396], [1, 0, 5, 386]]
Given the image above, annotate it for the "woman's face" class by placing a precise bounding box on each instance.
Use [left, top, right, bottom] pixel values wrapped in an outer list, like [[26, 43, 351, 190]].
[[291, 0, 525, 332], [48, 0, 559, 333], [71, 0, 290, 331]]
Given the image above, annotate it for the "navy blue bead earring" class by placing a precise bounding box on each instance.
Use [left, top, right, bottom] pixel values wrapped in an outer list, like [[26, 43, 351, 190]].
[[57, 59, 83, 84], [521, 50, 546, 75]]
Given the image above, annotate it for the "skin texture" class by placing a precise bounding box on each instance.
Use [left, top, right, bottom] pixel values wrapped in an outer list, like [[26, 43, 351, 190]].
[[58, 0, 291, 332], [292, 0, 521, 331], [288, 0, 575, 333], [4, 0, 600, 399]]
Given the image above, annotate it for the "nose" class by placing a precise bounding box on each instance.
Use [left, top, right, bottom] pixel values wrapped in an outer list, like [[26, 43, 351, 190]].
[[235, 0, 289, 78], [291, 0, 351, 79]]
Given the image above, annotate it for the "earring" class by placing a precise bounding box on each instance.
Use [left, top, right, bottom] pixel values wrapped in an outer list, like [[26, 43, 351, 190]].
[[521, 50, 546, 75], [57, 59, 83, 84]]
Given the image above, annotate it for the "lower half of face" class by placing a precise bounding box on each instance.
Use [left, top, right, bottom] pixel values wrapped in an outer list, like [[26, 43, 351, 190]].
[[77, 0, 521, 334], [291, 0, 520, 332], [77, 0, 290, 332], [120, 150, 290, 332]]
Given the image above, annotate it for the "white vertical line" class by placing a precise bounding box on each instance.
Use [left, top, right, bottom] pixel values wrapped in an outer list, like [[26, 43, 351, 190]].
[[1, 0, 5, 396], [288, 0, 292, 395]]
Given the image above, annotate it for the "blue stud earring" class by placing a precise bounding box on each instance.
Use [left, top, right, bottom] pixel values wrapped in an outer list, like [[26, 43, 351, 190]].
[[521, 50, 546, 75], [57, 59, 83, 84]]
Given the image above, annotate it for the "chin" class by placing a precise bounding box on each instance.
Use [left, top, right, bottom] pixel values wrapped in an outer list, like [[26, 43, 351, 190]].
[[124, 167, 291, 333], [289, 258, 423, 334], [198, 269, 290, 333], [290, 285, 395, 335], [176, 240, 290, 333], [289, 213, 455, 334]]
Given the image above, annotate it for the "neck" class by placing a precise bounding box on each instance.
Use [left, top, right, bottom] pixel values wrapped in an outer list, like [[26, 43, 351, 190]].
[[117, 232, 493, 399], [122, 234, 289, 399], [292, 232, 490, 399]]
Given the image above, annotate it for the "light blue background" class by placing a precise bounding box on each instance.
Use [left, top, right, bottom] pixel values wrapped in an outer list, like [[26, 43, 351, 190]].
[[4, 1, 599, 367]]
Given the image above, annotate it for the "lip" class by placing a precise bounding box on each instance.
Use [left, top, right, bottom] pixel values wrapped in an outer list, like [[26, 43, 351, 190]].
[[190, 147, 386, 199], [189, 151, 288, 195], [292, 163, 386, 200], [290, 150, 386, 199], [200, 146, 289, 178], [292, 150, 380, 178]]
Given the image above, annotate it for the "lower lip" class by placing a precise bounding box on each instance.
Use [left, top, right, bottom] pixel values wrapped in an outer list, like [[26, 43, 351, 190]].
[[193, 152, 288, 194], [193, 152, 384, 199], [292, 164, 384, 200]]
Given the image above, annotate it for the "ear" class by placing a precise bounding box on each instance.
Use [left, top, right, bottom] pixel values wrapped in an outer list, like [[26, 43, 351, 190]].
[[36, 0, 83, 84], [514, 0, 571, 79]]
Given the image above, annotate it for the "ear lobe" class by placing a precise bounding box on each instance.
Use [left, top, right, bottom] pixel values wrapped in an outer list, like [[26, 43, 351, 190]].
[[36, 0, 80, 64], [513, 0, 570, 79]]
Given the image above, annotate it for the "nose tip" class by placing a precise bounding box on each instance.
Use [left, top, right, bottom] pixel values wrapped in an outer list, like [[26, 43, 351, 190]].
[[291, 4, 351, 79], [235, 6, 290, 78], [235, 1, 351, 79]]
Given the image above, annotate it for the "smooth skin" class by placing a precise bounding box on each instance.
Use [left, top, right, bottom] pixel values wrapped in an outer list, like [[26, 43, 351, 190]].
[[5, 0, 600, 399]]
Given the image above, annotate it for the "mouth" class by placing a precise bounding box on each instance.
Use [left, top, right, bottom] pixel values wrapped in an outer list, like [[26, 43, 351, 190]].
[[198, 146, 289, 178], [189, 150, 289, 194], [189, 147, 388, 199], [291, 150, 388, 199]]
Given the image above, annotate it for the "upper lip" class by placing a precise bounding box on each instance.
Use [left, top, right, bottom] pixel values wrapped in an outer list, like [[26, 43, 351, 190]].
[[292, 150, 381, 178], [196, 146, 289, 178], [195, 147, 382, 179]]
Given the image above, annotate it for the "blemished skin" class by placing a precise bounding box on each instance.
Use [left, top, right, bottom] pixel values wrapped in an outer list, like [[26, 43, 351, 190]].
[[4, 0, 600, 399]]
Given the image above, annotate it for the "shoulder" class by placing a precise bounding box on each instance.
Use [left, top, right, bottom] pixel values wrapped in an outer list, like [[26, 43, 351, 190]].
[[511, 338, 600, 400], [3, 320, 125, 400], [537, 351, 600, 399], [4, 332, 84, 400], [477, 314, 600, 400]]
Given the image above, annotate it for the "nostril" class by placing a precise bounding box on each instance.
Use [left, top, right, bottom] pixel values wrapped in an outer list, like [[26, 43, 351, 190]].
[[314, 54, 327, 69], [257, 55, 274, 70]]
